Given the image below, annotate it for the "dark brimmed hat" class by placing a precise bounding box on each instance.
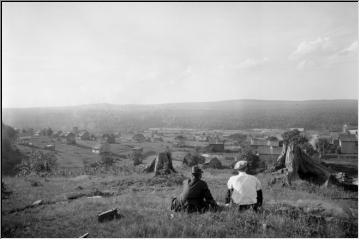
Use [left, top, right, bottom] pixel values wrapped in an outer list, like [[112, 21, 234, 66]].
[[191, 166, 203, 174]]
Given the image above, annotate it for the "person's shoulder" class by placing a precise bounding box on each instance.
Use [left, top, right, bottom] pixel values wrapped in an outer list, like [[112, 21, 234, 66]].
[[248, 174, 261, 183], [228, 174, 238, 181], [199, 179, 209, 187]]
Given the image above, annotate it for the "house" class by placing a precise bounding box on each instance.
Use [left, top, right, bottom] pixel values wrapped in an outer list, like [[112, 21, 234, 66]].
[[343, 123, 358, 135], [196, 135, 209, 142], [339, 134, 358, 154], [33, 130, 41, 137], [174, 135, 186, 147], [266, 136, 280, 147], [207, 143, 225, 152], [329, 132, 340, 145], [79, 131, 90, 140], [64, 132, 76, 145], [102, 133, 116, 144], [250, 138, 268, 146], [132, 133, 146, 142], [92, 142, 111, 154], [53, 130, 63, 139], [348, 129, 358, 136], [152, 136, 163, 142], [290, 128, 305, 132]]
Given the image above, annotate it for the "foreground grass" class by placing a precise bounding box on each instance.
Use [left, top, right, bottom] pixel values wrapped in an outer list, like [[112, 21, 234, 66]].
[[2, 164, 358, 238]]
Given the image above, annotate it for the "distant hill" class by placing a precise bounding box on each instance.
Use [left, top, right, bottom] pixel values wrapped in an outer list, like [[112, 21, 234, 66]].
[[2, 99, 358, 132]]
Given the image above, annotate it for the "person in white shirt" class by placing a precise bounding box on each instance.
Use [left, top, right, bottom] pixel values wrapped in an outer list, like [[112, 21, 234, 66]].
[[225, 160, 263, 211]]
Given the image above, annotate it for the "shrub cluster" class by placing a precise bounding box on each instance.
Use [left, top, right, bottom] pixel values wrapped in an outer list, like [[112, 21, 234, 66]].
[[17, 150, 57, 176]]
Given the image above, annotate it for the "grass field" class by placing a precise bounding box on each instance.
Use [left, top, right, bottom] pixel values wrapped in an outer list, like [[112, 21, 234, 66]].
[[2, 136, 358, 237]]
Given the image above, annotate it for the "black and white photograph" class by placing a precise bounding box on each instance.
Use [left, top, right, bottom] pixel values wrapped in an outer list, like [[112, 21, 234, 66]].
[[1, 1, 358, 238]]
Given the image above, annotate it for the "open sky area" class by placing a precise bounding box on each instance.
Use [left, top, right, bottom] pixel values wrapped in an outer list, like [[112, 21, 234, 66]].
[[2, 2, 358, 108]]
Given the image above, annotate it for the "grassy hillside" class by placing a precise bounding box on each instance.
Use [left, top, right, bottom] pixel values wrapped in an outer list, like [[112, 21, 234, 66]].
[[2, 166, 357, 237], [2, 99, 357, 132], [1, 137, 358, 238]]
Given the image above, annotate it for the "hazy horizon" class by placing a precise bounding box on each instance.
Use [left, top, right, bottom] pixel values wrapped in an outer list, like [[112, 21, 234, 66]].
[[2, 98, 358, 110], [2, 2, 358, 108]]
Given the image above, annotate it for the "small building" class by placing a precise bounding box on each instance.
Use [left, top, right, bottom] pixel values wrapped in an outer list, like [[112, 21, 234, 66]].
[[33, 130, 41, 137], [60, 132, 76, 144], [207, 143, 225, 152], [290, 128, 305, 132], [196, 135, 209, 142], [348, 129, 358, 136], [250, 138, 268, 146], [102, 133, 116, 144], [329, 132, 340, 145], [266, 136, 280, 147], [92, 142, 111, 154], [152, 136, 163, 142], [339, 134, 358, 154], [133, 133, 146, 142], [79, 131, 90, 140], [53, 130, 63, 139]]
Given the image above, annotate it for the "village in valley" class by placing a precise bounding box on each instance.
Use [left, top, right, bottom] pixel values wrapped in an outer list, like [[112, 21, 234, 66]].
[[14, 124, 358, 177], [2, 118, 358, 237]]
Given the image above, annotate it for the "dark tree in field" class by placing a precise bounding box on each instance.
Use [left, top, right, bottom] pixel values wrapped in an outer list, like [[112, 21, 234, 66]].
[[18, 150, 57, 175], [2, 123, 22, 175], [316, 138, 331, 155], [238, 149, 265, 175], [46, 128, 53, 137], [282, 129, 307, 145]]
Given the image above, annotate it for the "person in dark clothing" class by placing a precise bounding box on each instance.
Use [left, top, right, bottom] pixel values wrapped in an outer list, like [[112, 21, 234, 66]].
[[171, 166, 218, 213]]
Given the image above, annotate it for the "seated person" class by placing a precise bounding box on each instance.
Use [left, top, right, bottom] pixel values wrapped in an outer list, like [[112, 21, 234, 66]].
[[225, 160, 263, 211], [171, 166, 218, 213]]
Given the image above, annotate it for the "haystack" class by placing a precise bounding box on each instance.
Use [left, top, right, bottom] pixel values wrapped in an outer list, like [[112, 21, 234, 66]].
[[205, 157, 222, 169], [183, 153, 205, 167], [144, 151, 176, 175], [272, 142, 333, 186]]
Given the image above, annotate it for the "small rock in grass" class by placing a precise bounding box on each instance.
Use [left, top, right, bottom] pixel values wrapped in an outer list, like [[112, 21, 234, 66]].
[[87, 196, 102, 199], [98, 208, 122, 223], [32, 200, 43, 206]]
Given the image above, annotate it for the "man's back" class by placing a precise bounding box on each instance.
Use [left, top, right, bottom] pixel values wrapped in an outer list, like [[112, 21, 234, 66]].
[[227, 172, 261, 205], [180, 178, 215, 212], [180, 179, 207, 202]]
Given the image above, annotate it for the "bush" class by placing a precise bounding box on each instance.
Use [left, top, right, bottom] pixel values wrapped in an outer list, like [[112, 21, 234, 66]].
[[17, 150, 57, 176], [100, 154, 115, 166]]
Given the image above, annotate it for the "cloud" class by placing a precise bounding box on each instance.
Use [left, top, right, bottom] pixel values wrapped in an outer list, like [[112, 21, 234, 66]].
[[338, 41, 358, 55], [290, 37, 334, 60], [232, 57, 269, 69], [290, 37, 357, 70]]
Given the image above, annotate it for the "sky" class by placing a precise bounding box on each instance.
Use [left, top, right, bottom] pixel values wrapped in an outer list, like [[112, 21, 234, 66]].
[[2, 2, 359, 108]]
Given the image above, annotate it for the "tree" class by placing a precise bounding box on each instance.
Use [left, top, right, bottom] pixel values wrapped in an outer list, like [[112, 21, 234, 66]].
[[282, 129, 307, 145], [18, 150, 57, 175], [238, 148, 265, 175], [316, 138, 331, 155], [46, 128, 53, 137], [2, 123, 22, 176]]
